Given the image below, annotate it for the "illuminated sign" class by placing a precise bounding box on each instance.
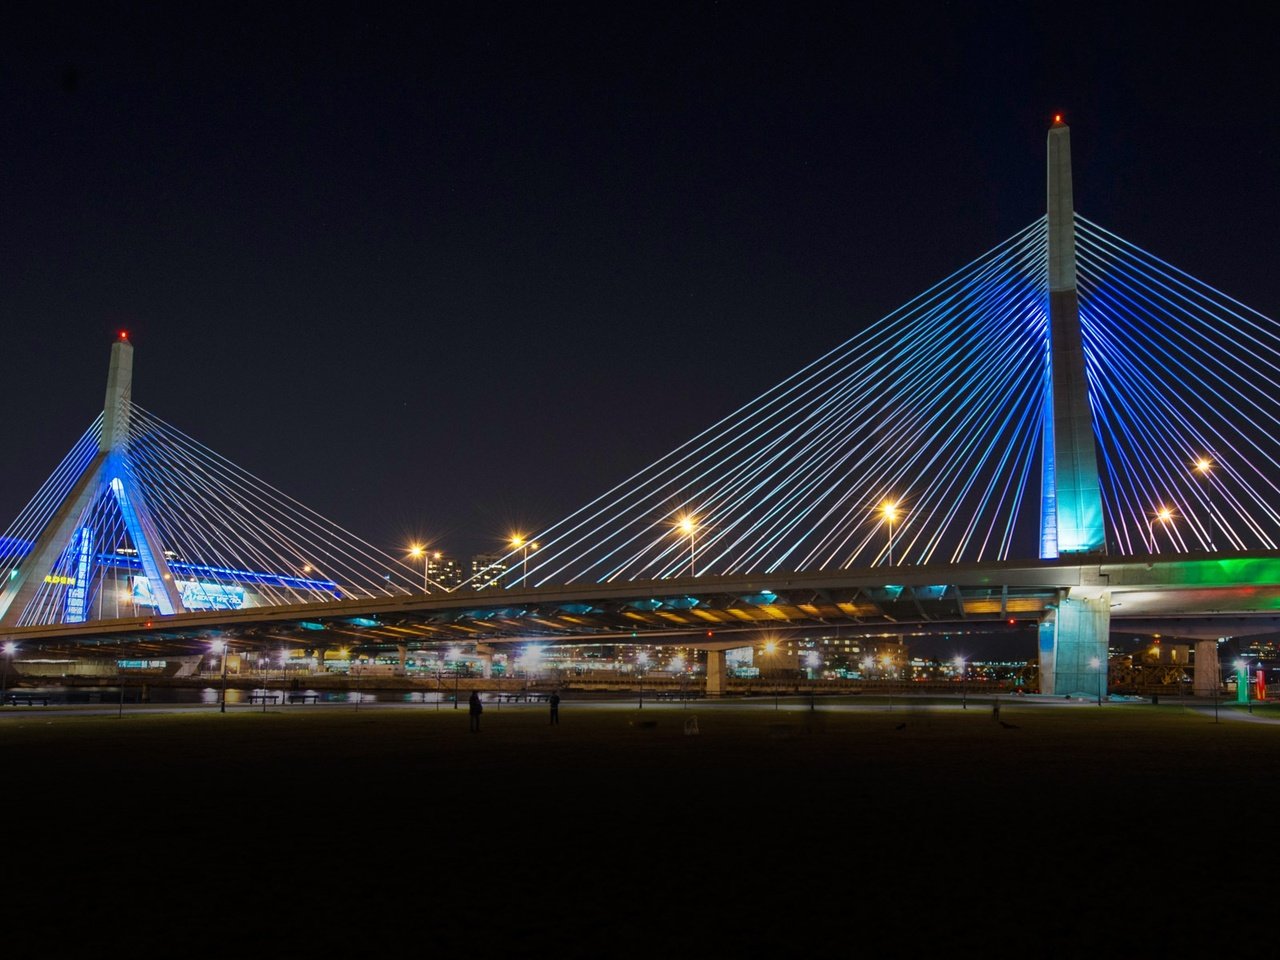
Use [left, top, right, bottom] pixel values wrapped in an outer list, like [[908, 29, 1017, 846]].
[[131, 577, 245, 611], [44, 575, 76, 585]]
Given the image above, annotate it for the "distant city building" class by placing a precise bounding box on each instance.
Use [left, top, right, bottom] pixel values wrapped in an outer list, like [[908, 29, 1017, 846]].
[[470, 553, 509, 589], [769, 633, 907, 677], [427, 553, 464, 589], [1239, 638, 1278, 661]]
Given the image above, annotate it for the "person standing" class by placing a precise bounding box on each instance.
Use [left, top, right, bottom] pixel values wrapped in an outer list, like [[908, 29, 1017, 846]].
[[549, 691, 560, 725], [469, 690, 483, 732]]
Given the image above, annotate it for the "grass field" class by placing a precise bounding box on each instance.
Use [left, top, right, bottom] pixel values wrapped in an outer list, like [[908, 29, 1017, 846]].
[[4, 698, 1273, 953]]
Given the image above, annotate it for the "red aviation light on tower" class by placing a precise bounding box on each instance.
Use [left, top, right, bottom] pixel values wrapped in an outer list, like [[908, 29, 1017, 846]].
[[118, 330, 129, 342], [1053, 114, 1063, 124]]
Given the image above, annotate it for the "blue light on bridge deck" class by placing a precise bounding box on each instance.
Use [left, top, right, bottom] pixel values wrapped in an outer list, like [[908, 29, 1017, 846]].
[[299, 621, 326, 631], [740, 591, 778, 605], [349, 617, 380, 628]]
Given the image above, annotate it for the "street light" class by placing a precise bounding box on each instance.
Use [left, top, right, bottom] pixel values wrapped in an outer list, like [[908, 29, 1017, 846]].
[[1, 641, 15, 701], [1193, 456, 1219, 550], [882, 654, 895, 713], [882, 501, 899, 566], [449, 646, 462, 708], [954, 655, 966, 709], [763, 640, 778, 710], [510, 536, 538, 587], [1147, 506, 1174, 553], [259, 655, 269, 713], [805, 650, 820, 711], [677, 516, 698, 576], [212, 639, 230, 713], [637, 650, 649, 709], [407, 545, 431, 592], [1089, 656, 1103, 706], [670, 655, 687, 706]]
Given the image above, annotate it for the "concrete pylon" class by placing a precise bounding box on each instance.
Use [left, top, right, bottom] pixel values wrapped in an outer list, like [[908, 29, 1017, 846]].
[[1038, 117, 1111, 696], [1043, 117, 1106, 558], [0, 335, 184, 626]]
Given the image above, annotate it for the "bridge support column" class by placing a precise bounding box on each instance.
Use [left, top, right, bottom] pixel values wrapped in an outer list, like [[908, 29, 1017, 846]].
[[1048, 591, 1110, 698], [397, 644, 408, 677], [705, 649, 726, 698], [1037, 616, 1057, 696], [1193, 639, 1221, 697]]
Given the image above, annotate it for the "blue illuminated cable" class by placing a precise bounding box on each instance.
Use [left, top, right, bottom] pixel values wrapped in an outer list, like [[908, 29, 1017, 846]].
[[523, 220, 1048, 583]]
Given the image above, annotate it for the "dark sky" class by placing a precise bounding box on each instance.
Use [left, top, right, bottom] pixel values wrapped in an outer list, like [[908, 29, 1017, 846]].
[[4, 3, 1278, 567]]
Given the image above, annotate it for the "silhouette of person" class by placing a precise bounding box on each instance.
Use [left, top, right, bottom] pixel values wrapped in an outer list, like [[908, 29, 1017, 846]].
[[469, 690, 483, 732], [549, 691, 560, 725]]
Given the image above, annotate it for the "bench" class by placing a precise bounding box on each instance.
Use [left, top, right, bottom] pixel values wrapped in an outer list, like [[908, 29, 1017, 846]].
[[248, 692, 281, 704], [287, 692, 320, 704], [5, 694, 51, 706]]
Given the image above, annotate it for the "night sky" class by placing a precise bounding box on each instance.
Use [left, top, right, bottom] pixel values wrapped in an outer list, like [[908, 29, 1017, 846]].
[[4, 4, 1278, 567]]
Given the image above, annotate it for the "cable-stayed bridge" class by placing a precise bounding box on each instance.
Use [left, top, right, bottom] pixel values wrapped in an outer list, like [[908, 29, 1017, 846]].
[[5, 119, 1280, 696]]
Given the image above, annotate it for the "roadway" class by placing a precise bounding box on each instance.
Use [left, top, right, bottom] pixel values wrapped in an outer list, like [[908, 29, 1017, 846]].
[[5, 550, 1280, 658]]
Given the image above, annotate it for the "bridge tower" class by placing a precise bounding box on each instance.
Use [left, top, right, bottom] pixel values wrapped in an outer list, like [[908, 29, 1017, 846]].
[[1038, 118, 1110, 696], [0, 335, 184, 626]]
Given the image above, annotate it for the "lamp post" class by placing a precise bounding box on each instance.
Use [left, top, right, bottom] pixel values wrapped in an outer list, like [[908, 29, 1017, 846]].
[[1, 641, 15, 701], [882, 501, 899, 566], [1148, 506, 1174, 553], [677, 516, 698, 577], [805, 651, 820, 711], [1089, 656, 1103, 706], [449, 647, 462, 709], [1193, 457, 1219, 551], [955, 655, 966, 709], [408, 545, 431, 592], [763, 640, 778, 710], [670, 655, 686, 707], [637, 651, 649, 709], [510, 536, 538, 588], [214, 639, 230, 714], [882, 654, 895, 712]]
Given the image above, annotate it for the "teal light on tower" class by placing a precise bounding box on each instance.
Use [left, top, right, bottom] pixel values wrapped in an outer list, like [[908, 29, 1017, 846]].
[[1042, 116, 1105, 557], [1037, 117, 1110, 698]]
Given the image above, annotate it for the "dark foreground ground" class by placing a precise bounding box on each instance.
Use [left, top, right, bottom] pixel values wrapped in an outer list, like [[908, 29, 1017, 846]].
[[2, 696, 1273, 955]]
